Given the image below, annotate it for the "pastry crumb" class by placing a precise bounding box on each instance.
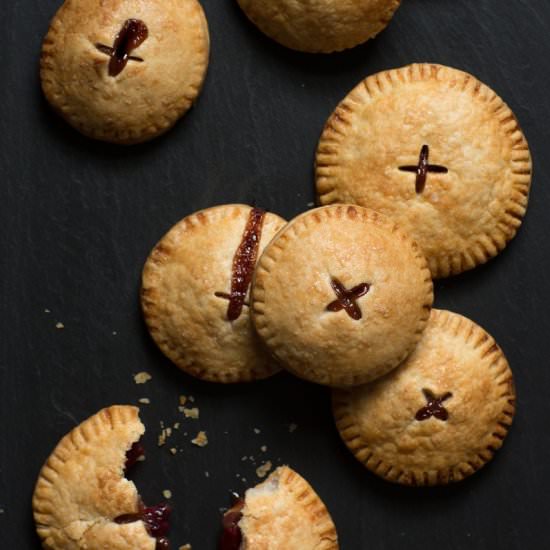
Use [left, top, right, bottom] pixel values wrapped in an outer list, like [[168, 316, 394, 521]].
[[173, 422, 180, 430], [241, 456, 248, 461], [158, 427, 172, 447], [307, 201, 315, 207], [253, 428, 261, 434], [183, 407, 199, 419], [112, 330, 118, 336], [134, 372, 152, 384], [170, 447, 177, 455], [289, 423, 298, 433], [44, 308, 51, 313], [241, 478, 247, 483], [179, 395, 187, 406], [138, 398, 150, 405], [188, 395, 195, 403], [256, 461, 272, 478], [137, 455, 146, 462], [55, 322, 64, 329], [179, 545, 192, 550], [163, 489, 172, 499], [260, 445, 267, 452], [191, 431, 208, 447], [205, 471, 210, 478]]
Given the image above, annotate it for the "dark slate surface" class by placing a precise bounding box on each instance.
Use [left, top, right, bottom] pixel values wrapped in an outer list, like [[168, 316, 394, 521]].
[[2, 0, 550, 548]]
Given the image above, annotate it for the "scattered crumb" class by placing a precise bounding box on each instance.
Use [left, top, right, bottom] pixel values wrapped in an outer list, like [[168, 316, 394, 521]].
[[289, 423, 298, 433], [241, 456, 248, 461], [249, 456, 254, 461], [306, 201, 315, 207], [260, 445, 267, 453], [44, 309, 51, 313], [170, 448, 177, 455], [205, 471, 210, 478], [191, 431, 208, 447], [138, 398, 150, 405], [236, 473, 240, 478], [134, 372, 152, 384], [112, 331, 118, 336], [253, 428, 261, 434], [173, 422, 180, 430], [158, 427, 172, 447], [0, 508, 4, 514], [137, 455, 146, 462], [256, 461, 272, 479], [162, 490, 172, 499], [179, 395, 187, 406], [179, 545, 192, 550], [160, 421, 165, 429], [166, 427, 172, 437], [183, 407, 199, 419], [224, 431, 229, 435], [188, 395, 195, 403], [183, 432, 188, 436], [55, 322, 64, 329], [241, 478, 247, 483]]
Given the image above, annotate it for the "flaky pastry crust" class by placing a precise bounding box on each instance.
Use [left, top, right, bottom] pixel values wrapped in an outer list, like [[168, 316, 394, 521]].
[[316, 63, 532, 277], [237, 0, 401, 53], [32, 406, 155, 549], [141, 204, 286, 383], [333, 309, 516, 485], [240, 466, 338, 549], [40, 0, 210, 144], [252, 205, 433, 387]]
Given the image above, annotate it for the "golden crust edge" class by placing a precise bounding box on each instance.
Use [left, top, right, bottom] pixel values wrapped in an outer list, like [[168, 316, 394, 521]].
[[331, 309, 516, 486], [39, 0, 211, 145], [314, 63, 532, 278]]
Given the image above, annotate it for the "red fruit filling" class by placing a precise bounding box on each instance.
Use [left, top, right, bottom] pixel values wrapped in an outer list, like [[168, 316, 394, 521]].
[[125, 441, 145, 470], [219, 498, 245, 550]]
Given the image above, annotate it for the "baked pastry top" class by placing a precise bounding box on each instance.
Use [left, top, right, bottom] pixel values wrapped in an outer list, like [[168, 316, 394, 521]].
[[333, 309, 516, 485], [220, 466, 338, 549], [142, 204, 286, 383], [252, 205, 433, 387], [33, 406, 167, 549], [41, 0, 210, 144], [317, 63, 532, 277], [236, 0, 401, 53]]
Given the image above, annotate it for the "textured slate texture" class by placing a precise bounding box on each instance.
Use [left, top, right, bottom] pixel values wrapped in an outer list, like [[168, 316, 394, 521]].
[[1, 0, 550, 548]]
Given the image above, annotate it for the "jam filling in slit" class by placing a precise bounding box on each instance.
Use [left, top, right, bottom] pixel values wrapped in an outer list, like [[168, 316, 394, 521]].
[[219, 497, 245, 550]]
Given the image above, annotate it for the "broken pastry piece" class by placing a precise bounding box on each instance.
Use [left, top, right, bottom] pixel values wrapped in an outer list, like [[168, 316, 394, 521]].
[[33, 406, 171, 549], [220, 466, 338, 549], [40, 0, 210, 144], [141, 204, 286, 383], [236, 0, 401, 53]]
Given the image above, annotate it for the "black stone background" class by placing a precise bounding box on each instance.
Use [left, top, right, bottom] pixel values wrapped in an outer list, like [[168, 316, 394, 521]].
[[2, 0, 550, 548]]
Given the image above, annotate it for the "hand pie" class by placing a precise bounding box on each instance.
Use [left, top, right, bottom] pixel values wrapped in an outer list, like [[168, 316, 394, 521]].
[[333, 309, 516, 485], [41, 0, 210, 144], [141, 204, 286, 383], [252, 205, 433, 387], [236, 0, 401, 53], [220, 466, 338, 549], [33, 405, 171, 549], [316, 63, 532, 277]]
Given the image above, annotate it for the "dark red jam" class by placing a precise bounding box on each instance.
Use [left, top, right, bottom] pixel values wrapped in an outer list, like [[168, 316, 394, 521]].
[[116, 502, 171, 549], [219, 498, 245, 550], [95, 19, 148, 77], [125, 441, 145, 470], [325, 277, 370, 321], [415, 389, 453, 421], [399, 145, 448, 193], [216, 208, 266, 322]]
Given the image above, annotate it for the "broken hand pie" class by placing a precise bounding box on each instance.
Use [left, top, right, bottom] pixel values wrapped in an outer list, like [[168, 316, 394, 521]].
[[41, 0, 210, 144], [236, 0, 401, 53], [220, 466, 338, 549], [33, 406, 171, 549], [333, 310, 516, 485], [252, 205, 433, 387], [316, 63, 532, 277], [141, 204, 286, 383]]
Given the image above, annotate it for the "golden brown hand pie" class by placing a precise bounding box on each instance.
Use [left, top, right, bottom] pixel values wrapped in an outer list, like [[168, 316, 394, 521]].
[[236, 0, 401, 53], [316, 63, 532, 277], [220, 466, 338, 549], [41, 0, 210, 144], [252, 205, 433, 387], [333, 309, 516, 485], [33, 406, 170, 549], [141, 204, 287, 383]]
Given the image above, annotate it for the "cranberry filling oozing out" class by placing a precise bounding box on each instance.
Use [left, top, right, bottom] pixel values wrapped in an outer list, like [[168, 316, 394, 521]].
[[118, 442, 172, 549], [219, 497, 245, 550]]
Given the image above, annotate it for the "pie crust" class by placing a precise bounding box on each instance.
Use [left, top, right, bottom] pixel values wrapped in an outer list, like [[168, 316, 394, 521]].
[[236, 0, 401, 53], [41, 0, 210, 144], [316, 63, 532, 277], [239, 466, 338, 549], [141, 204, 287, 383], [33, 406, 157, 549], [333, 309, 516, 485], [252, 205, 433, 387]]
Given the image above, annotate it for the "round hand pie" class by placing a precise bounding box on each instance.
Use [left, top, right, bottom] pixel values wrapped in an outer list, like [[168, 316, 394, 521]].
[[236, 0, 401, 53], [333, 309, 516, 486], [219, 466, 338, 549], [33, 406, 171, 549], [316, 63, 532, 277], [41, 0, 210, 144], [141, 204, 287, 383], [252, 205, 433, 387]]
